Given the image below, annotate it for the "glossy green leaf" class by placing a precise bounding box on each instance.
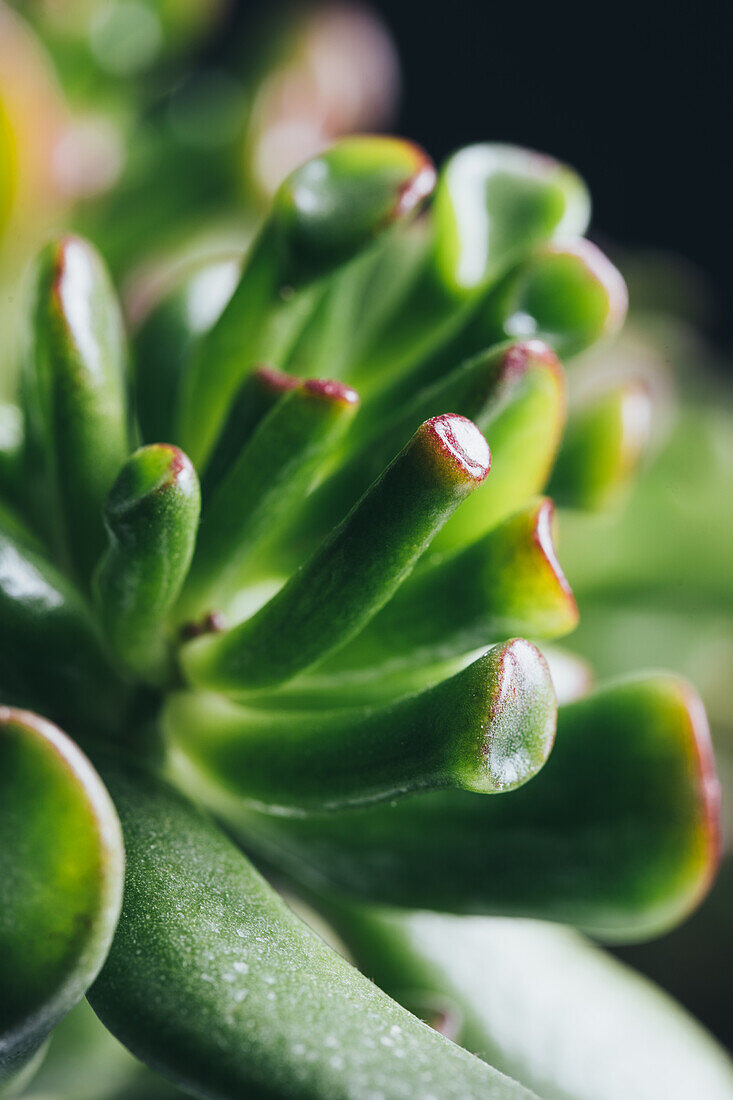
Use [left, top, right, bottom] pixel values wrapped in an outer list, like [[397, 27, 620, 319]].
[[431, 144, 590, 298], [203, 364, 300, 496], [22, 235, 131, 583], [279, 339, 563, 567], [177, 136, 435, 469], [549, 380, 652, 510], [235, 675, 720, 941], [323, 498, 578, 673], [181, 414, 491, 693], [492, 239, 628, 359], [349, 144, 589, 392], [328, 905, 733, 1100], [89, 760, 537, 1100], [180, 376, 359, 622], [271, 136, 435, 280], [94, 445, 200, 684], [167, 639, 556, 812], [429, 344, 565, 551], [355, 237, 622, 442], [134, 257, 239, 447], [0, 513, 127, 739], [0, 710, 123, 1089]]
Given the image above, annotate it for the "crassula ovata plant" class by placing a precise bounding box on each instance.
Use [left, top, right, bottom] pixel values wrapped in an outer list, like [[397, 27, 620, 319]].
[[1, 135, 731, 1100]]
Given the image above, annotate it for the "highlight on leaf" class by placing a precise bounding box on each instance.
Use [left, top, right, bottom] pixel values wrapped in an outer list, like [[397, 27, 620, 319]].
[[0, 708, 123, 1090], [181, 413, 491, 694], [167, 638, 556, 813]]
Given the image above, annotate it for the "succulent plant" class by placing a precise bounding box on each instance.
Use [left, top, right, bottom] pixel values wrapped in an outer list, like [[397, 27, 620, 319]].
[[1, 135, 731, 1100]]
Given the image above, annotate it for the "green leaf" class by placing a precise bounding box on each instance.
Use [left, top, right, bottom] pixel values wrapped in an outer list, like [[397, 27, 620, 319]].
[[181, 414, 491, 694], [93, 445, 201, 684], [277, 339, 564, 568], [179, 376, 359, 621], [431, 144, 590, 298], [328, 905, 733, 1100], [167, 639, 556, 812], [0, 710, 123, 1089], [133, 257, 239, 447], [321, 498, 578, 673], [0, 514, 127, 740], [22, 236, 131, 584], [203, 365, 300, 496], [429, 344, 565, 551], [549, 380, 652, 510], [271, 136, 436, 280], [234, 675, 720, 941], [177, 136, 435, 469], [492, 239, 628, 359], [348, 143, 589, 391], [88, 760, 537, 1100]]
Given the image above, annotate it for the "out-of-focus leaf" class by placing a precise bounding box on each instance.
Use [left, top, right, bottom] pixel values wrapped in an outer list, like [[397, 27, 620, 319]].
[[327, 905, 733, 1100], [550, 381, 652, 510], [0, 709, 123, 1090]]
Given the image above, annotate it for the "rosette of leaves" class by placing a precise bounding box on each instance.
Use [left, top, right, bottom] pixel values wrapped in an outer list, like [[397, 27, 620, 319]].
[[1, 137, 731, 1100]]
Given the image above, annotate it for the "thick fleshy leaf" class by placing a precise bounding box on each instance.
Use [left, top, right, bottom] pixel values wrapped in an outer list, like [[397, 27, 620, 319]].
[[491, 239, 628, 359], [177, 136, 435, 468], [134, 257, 239, 447], [167, 639, 556, 812], [279, 340, 563, 567], [328, 906, 733, 1100], [549, 380, 652, 510], [0, 710, 123, 1088], [22, 235, 130, 583], [203, 364, 300, 495], [181, 414, 491, 693], [355, 237, 621, 441], [271, 135, 435, 280], [234, 675, 720, 940], [323, 498, 577, 673], [180, 377, 359, 621], [0, 513, 127, 739], [94, 445, 200, 684], [88, 760, 537, 1100], [348, 145, 589, 391], [429, 346, 565, 551], [431, 144, 590, 298]]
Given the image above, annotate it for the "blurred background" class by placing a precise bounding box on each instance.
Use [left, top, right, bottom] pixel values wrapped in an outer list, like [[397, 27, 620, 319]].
[[1, 0, 731, 1055]]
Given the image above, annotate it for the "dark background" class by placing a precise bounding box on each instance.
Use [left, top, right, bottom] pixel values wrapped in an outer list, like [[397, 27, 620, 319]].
[[224, 0, 731, 348]]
